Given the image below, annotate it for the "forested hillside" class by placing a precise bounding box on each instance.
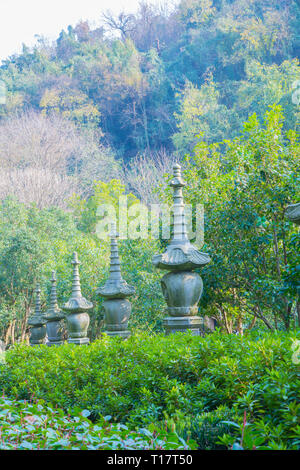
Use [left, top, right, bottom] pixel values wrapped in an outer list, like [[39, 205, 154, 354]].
[[0, 0, 299, 164]]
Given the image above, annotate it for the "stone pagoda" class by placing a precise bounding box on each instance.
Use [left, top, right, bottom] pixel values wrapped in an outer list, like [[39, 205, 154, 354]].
[[44, 271, 65, 346], [28, 284, 47, 346], [97, 222, 135, 338], [153, 163, 211, 335], [63, 252, 93, 345]]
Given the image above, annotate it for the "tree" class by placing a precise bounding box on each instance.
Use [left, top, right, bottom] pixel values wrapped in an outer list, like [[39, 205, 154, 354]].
[[181, 105, 300, 332]]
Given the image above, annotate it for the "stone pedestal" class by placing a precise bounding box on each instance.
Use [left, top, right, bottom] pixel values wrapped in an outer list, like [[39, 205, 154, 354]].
[[163, 316, 204, 335]]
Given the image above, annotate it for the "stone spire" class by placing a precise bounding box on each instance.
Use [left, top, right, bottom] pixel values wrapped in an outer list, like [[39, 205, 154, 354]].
[[108, 222, 122, 282], [63, 252, 93, 313], [170, 163, 189, 244], [28, 284, 46, 327], [28, 283, 47, 346], [153, 163, 211, 271], [44, 271, 64, 322], [97, 223, 135, 299]]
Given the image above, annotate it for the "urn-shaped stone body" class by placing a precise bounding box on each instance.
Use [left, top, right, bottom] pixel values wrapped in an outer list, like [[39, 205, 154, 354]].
[[161, 271, 203, 316], [103, 298, 131, 335], [46, 320, 64, 346], [30, 324, 47, 345], [65, 312, 90, 340]]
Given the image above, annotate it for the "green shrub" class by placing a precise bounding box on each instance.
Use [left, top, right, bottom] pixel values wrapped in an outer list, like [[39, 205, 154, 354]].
[[0, 330, 299, 449]]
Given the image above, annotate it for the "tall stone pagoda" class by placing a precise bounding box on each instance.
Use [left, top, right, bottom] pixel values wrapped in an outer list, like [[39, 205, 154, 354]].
[[97, 222, 135, 338], [153, 163, 211, 335], [44, 271, 65, 346], [28, 284, 47, 346], [63, 252, 93, 345]]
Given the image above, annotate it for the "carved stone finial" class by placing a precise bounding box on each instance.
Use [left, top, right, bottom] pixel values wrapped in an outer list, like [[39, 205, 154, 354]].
[[63, 252, 93, 313], [153, 163, 211, 271], [45, 271, 64, 322], [97, 226, 135, 299]]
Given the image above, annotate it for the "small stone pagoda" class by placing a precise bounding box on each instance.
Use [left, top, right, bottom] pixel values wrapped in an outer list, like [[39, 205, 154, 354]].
[[44, 271, 65, 346], [97, 222, 135, 338], [153, 164, 211, 335], [28, 284, 47, 346], [63, 252, 93, 345]]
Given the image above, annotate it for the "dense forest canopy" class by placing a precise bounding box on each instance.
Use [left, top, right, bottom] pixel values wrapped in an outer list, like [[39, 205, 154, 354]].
[[0, 0, 299, 162]]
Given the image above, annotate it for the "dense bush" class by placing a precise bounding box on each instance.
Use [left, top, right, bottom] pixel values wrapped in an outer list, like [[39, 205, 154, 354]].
[[0, 396, 194, 450], [1, 330, 299, 449]]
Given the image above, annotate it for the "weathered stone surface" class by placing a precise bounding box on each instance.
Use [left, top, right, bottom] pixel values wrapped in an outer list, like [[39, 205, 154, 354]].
[[63, 252, 93, 345], [153, 164, 211, 335], [45, 271, 65, 346], [28, 284, 46, 346], [161, 271, 203, 316], [163, 316, 204, 336], [285, 202, 300, 225], [97, 223, 135, 338]]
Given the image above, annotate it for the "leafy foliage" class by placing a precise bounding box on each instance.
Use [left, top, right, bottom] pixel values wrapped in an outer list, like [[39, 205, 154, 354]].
[[0, 396, 194, 450], [0, 330, 300, 449]]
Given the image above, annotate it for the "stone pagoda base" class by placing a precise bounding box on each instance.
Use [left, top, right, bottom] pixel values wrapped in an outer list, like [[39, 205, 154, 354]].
[[163, 316, 204, 336], [47, 340, 64, 346], [68, 337, 90, 345], [105, 330, 131, 339]]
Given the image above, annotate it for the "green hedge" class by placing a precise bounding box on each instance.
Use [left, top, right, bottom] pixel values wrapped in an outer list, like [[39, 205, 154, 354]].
[[0, 330, 299, 449]]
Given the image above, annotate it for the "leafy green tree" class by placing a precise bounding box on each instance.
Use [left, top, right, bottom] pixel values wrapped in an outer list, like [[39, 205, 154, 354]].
[[182, 105, 299, 332]]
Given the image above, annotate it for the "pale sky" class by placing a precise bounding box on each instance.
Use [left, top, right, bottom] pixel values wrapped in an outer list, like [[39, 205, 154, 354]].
[[0, 0, 145, 62]]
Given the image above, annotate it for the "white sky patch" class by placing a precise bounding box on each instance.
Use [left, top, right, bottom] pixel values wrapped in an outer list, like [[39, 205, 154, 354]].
[[0, 0, 143, 61]]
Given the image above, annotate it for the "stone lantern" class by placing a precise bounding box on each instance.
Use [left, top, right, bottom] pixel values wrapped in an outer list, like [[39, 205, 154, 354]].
[[63, 252, 93, 345], [44, 271, 65, 346], [153, 164, 211, 335], [97, 223, 135, 338], [28, 284, 47, 346]]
